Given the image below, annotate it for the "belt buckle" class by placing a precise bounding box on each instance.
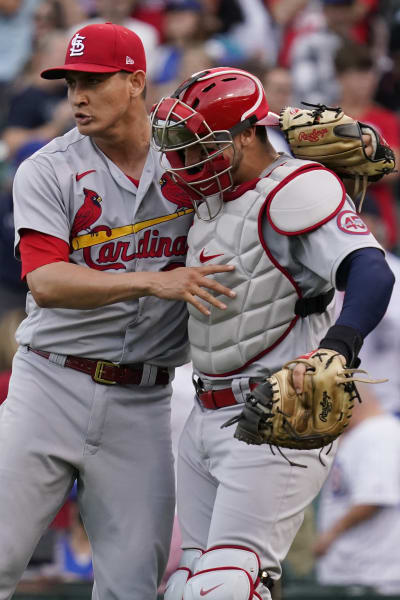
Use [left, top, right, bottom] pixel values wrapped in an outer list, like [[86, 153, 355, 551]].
[[192, 374, 205, 396], [93, 360, 117, 385]]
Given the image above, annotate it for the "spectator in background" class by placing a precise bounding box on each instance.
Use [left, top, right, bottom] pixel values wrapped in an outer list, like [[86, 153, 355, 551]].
[[0, 143, 38, 318], [16, 483, 92, 586], [0, 308, 25, 403], [45, 484, 93, 582], [69, 0, 160, 76], [147, 41, 216, 109], [0, 0, 41, 129], [334, 41, 400, 249], [261, 66, 292, 153], [0, 181, 28, 314], [217, 0, 277, 67], [1, 32, 73, 160], [130, 0, 165, 41], [376, 11, 400, 114], [150, 0, 206, 87], [356, 195, 400, 416], [266, 0, 323, 69], [290, 0, 362, 106], [205, 0, 278, 67], [32, 0, 85, 45], [315, 386, 400, 595]]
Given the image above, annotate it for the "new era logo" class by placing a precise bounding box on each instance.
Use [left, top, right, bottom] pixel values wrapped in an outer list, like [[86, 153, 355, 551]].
[[126, 56, 135, 64]]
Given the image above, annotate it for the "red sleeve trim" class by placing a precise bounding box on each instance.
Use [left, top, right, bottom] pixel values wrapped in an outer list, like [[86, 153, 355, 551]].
[[266, 164, 346, 236], [19, 230, 70, 279]]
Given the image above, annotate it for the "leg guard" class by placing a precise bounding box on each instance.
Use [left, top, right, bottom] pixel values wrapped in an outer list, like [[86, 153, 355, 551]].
[[183, 546, 268, 600], [164, 548, 203, 600]]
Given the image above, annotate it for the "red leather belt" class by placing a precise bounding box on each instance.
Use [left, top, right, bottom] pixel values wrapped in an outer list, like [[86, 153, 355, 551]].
[[28, 347, 170, 386], [198, 383, 258, 409]]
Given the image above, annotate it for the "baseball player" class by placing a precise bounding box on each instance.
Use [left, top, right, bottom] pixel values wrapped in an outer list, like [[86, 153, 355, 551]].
[[150, 68, 395, 600], [0, 25, 236, 600]]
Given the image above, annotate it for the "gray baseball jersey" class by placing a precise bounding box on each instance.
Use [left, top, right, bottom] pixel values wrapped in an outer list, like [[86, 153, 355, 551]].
[[13, 126, 193, 366], [0, 126, 194, 600]]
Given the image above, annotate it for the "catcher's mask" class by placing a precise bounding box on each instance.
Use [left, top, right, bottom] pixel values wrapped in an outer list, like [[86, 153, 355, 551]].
[[150, 67, 278, 220]]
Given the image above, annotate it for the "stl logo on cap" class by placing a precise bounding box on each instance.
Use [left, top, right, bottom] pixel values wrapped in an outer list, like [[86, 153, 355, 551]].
[[70, 33, 86, 57]]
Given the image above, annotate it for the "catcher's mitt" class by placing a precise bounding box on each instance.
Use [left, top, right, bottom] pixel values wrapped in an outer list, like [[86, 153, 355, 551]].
[[222, 349, 385, 451], [279, 103, 396, 210]]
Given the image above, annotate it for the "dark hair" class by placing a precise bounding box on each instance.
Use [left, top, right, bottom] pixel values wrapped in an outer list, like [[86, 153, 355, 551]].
[[255, 125, 268, 145], [335, 42, 374, 75]]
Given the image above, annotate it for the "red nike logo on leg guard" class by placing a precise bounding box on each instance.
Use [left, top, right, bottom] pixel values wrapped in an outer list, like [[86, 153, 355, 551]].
[[200, 583, 223, 596], [199, 248, 224, 263]]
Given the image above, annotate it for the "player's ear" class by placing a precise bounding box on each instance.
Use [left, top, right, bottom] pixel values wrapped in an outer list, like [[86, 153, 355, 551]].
[[238, 127, 256, 147], [128, 70, 146, 99]]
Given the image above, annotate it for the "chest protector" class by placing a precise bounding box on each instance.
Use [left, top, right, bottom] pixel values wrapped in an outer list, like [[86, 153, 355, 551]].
[[186, 159, 344, 376]]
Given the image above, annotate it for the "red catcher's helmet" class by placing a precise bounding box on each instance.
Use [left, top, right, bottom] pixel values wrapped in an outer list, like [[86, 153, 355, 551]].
[[151, 67, 278, 220]]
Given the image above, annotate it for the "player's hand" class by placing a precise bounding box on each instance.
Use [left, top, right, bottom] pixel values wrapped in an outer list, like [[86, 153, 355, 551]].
[[292, 363, 307, 394], [150, 265, 236, 315], [291, 352, 346, 394], [362, 133, 373, 158]]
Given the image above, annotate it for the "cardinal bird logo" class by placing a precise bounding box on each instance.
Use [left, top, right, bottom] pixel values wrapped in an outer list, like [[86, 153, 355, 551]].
[[159, 173, 194, 209], [71, 188, 103, 238]]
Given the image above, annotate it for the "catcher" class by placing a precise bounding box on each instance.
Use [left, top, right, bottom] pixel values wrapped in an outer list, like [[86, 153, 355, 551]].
[[222, 102, 395, 453], [150, 68, 395, 600]]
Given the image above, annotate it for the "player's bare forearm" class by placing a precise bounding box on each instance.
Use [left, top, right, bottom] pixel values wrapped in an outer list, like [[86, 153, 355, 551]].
[[314, 504, 380, 556], [26, 261, 235, 314]]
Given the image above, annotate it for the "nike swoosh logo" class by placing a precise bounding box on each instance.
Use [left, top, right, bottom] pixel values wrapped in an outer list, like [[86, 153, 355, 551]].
[[199, 248, 224, 263], [76, 169, 96, 181], [200, 584, 223, 596], [199, 183, 214, 192]]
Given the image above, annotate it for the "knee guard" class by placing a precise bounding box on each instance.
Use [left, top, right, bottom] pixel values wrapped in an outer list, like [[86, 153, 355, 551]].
[[183, 546, 271, 600], [164, 548, 203, 600]]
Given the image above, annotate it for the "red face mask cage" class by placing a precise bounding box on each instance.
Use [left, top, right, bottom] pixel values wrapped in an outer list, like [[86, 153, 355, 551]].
[[151, 95, 237, 220], [150, 68, 278, 220]]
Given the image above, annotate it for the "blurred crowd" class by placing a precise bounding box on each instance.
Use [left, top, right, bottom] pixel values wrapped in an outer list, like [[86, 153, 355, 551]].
[[1, 0, 400, 595], [2, 0, 400, 319]]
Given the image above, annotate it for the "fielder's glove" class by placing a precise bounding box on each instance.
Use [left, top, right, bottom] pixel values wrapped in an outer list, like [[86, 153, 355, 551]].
[[279, 103, 396, 209], [222, 349, 384, 451]]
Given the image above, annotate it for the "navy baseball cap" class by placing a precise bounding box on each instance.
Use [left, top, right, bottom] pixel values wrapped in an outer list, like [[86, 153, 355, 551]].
[[41, 22, 146, 80]]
